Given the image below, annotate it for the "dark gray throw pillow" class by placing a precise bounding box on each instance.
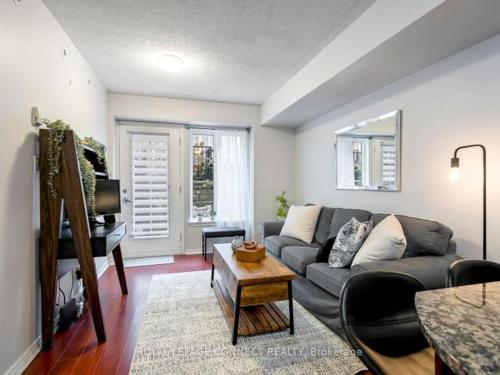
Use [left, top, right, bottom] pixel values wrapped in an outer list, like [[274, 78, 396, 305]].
[[315, 237, 336, 262], [328, 218, 373, 268]]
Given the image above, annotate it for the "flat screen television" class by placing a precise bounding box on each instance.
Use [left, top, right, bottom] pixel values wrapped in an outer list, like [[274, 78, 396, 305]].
[[95, 179, 121, 215]]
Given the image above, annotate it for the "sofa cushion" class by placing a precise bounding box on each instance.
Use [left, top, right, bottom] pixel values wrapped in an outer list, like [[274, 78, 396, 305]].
[[370, 214, 453, 257], [351, 254, 460, 290], [306, 263, 352, 298], [280, 205, 322, 244], [281, 247, 320, 275], [264, 235, 317, 258], [328, 208, 371, 239], [313, 207, 335, 245]]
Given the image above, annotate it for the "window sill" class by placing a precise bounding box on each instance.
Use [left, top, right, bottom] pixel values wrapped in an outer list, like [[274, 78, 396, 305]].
[[188, 219, 217, 227]]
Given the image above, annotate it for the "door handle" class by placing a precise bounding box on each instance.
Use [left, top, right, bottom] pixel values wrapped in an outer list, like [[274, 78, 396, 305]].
[[123, 197, 132, 204]]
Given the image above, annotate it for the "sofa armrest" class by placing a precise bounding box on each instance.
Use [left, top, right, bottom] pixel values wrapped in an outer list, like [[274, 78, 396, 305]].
[[446, 239, 457, 254], [261, 221, 285, 239], [351, 254, 461, 290]]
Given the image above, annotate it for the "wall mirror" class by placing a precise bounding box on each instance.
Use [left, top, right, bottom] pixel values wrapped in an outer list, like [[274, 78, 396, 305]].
[[335, 110, 401, 191]]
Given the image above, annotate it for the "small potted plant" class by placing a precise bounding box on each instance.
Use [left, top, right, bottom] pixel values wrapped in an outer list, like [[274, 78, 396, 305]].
[[275, 191, 289, 221]]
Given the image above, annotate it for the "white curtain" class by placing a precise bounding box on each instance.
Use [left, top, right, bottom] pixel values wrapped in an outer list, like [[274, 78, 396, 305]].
[[214, 130, 249, 228]]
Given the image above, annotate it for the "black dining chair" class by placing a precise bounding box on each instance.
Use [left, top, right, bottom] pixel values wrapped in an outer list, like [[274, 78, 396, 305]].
[[340, 271, 434, 375], [447, 259, 500, 287]]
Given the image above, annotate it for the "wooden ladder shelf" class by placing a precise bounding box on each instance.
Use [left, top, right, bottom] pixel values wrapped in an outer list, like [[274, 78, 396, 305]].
[[39, 129, 107, 350]]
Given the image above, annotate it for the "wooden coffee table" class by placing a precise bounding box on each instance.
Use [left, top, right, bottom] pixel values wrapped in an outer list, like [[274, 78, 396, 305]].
[[211, 243, 296, 345]]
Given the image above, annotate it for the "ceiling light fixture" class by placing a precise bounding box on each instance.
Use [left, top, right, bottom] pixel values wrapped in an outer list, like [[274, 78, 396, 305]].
[[156, 54, 185, 72]]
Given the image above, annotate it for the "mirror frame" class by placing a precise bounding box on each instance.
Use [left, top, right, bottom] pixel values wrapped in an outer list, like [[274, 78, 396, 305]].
[[334, 110, 402, 191]]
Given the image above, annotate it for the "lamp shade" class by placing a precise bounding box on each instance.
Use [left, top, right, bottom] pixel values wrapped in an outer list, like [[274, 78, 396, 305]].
[[450, 157, 460, 182]]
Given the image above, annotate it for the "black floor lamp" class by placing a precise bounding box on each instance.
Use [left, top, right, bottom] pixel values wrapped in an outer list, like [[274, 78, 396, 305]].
[[450, 144, 487, 260]]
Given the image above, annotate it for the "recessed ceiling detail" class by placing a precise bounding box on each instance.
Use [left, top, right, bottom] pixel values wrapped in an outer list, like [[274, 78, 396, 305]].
[[43, 0, 375, 104], [261, 0, 500, 127]]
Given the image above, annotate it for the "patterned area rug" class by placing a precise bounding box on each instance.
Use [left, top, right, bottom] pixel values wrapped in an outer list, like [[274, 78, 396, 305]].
[[130, 270, 366, 375]]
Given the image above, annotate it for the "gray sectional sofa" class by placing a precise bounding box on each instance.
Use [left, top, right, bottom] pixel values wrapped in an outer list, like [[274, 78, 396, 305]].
[[262, 207, 460, 337]]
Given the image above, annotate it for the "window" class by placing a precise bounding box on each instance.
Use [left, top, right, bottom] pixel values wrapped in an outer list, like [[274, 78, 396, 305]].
[[130, 133, 170, 238], [352, 141, 363, 186], [189, 129, 249, 225], [190, 132, 215, 220]]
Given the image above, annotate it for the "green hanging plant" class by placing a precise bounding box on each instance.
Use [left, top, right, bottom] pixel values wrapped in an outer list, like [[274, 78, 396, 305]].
[[46, 120, 97, 217], [76, 140, 97, 217], [275, 191, 290, 221], [83, 136, 107, 173], [47, 120, 70, 196]]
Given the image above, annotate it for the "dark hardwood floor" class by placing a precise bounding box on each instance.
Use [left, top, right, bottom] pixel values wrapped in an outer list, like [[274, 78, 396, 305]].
[[24, 255, 212, 375]]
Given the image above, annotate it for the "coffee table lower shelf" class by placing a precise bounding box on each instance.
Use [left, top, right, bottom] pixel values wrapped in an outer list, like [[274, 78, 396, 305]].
[[213, 279, 290, 338]]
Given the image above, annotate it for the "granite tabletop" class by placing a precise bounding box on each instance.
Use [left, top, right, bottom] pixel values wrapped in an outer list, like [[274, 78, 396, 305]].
[[415, 281, 500, 375]]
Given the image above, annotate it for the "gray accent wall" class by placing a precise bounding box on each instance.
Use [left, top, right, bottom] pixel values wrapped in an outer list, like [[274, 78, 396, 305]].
[[295, 33, 500, 263]]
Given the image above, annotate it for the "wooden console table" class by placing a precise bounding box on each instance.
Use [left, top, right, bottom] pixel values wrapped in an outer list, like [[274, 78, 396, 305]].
[[40, 221, 128, 350], [59, 222, 128, 294]]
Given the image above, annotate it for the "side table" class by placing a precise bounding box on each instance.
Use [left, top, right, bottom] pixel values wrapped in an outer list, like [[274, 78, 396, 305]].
[[201, 227, 246, 260]]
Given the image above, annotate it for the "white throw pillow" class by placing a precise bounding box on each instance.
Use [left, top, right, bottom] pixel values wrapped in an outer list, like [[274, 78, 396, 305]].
[[280, 205, 322, 244], [351, 214, 407, 267]]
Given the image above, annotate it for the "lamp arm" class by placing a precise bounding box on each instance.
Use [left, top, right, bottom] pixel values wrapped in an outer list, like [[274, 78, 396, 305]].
[[453, 144, 486, 158]]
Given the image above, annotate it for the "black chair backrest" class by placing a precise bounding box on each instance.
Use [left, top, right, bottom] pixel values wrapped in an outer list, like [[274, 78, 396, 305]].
[[447, 259, 500, 287], [340, 271, 429, 372]]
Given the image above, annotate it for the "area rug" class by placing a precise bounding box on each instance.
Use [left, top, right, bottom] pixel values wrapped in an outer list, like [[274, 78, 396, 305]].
[[130, 270, 366, 375], [124, 256, 175, 268]]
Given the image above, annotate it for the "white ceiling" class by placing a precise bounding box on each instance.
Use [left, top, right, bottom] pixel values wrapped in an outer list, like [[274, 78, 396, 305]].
[[42, 0, 375, 104]]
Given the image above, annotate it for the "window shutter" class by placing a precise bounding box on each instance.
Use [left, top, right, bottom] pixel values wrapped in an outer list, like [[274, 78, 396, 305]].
[[130, 133, 170, 238], [381, 141, 396, 187]]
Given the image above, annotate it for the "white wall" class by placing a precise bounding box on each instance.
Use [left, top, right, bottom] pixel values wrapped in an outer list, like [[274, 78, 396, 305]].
[[296, 33, 500, 262], [253, 125, 296, 236], [0, 1, 107, 373], [107, 94, 295, 251]]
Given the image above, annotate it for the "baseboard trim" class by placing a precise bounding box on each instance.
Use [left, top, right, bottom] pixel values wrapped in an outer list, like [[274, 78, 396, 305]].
[[96, 258, 110, 278], [121, 248, 183, 259], [184, 248, 202, 255], [4, 336, 42, 375], [5, 260, 109, 375], [108, 249, 202, 263]]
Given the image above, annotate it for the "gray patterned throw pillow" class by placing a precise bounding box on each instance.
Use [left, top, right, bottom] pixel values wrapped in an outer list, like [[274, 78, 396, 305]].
[[328, 218, 373, 268]]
